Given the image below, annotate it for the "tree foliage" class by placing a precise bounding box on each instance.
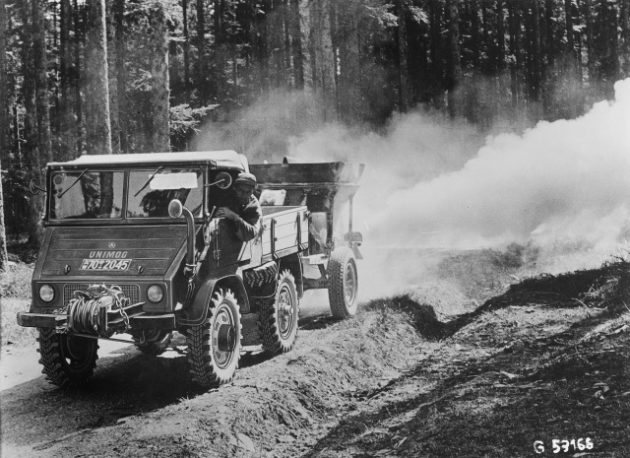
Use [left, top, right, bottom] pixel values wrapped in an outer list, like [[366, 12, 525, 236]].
[[1, 0, 630, 244]]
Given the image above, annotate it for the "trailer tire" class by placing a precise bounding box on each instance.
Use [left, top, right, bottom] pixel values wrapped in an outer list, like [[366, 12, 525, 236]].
[[259, 270, 299, 355], [327, 247, 359, 318], [132, 330, 172, 356], [37, 328, 99, 388], [186, 289, 242, 388]]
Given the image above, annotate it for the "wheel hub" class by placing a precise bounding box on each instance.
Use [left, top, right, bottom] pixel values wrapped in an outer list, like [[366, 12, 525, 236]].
[[217, 323, 235, 352], [277, 287, 294, 337]]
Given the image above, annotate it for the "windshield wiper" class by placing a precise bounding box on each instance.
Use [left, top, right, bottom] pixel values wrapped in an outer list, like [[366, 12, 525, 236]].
[[58, 169, 89, 198], [133, 166, 164, 197]]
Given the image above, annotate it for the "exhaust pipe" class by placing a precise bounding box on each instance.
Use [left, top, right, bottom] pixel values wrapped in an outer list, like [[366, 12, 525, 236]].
[[168, 199, 196, 277]]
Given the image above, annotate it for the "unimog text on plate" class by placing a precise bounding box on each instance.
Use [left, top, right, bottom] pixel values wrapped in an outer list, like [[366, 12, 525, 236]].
[[17, 151, 364, 388]]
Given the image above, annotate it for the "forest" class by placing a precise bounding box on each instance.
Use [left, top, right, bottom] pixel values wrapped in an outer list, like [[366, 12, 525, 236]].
[[1, 0, 629, 270]]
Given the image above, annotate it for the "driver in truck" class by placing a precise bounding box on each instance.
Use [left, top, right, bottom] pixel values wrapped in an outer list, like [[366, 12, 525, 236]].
[[215, 172, 262, 242]]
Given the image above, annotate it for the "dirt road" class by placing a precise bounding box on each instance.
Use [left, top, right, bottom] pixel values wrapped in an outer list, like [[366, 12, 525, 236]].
[[2, 251, 629, 457]]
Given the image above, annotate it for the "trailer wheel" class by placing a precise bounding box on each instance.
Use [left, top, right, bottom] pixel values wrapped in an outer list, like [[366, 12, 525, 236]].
[[327, 247, 359, 318], [37, 328, 99, 387], [186, 289, 242, 388], [132, 330, 172, 356], [259, 270, 299, 355]]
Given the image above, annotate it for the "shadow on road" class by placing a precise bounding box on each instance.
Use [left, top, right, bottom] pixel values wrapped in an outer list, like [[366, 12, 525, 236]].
[[1, 344, 202, 449]]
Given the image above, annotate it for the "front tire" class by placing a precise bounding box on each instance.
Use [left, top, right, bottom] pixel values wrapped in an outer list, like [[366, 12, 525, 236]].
[[259, 270, 299, 355], [186, 289, 242, 388], [37, 328, 99, 387], [327, 247, 359, 318]]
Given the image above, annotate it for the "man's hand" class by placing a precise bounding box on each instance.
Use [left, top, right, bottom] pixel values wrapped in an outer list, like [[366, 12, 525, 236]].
[[215, 207, 238, 221]]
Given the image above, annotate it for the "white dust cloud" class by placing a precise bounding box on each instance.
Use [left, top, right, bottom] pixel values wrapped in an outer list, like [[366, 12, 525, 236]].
[[289, 79, 630, 299], [369, 79, 630, 271]]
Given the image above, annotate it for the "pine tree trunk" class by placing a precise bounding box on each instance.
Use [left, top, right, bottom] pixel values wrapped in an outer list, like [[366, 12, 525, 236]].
[[497, 0, 506, 70], [72, 0, 83, 153], [336, 0, 361, 121], [84, 0, 112, 155], [429, 1, 444, 110], [183, 0, 191, 95], [146, 2, 171, 152], [267, 0, 285, 88], [563, 0, 580, 116], [288, 0, 303, 88], [312, 0, 336, 120], [0, 160, 7, 271], [600, 0, 619, 88], [0, 0, 8, 158], [113, 0, 127, 153], [21, 0, 49, 247], [106, 1, 120, 154], [0, 0, 8, 270], [282, 0, 293, 87], [496, 0, 507, 120], [583, 0, 595, 84], [396, 0, 410, 112], [525, 0, 542, 118], [196, 0, 207, 103], [565, 0, 576, 64], [59, 0, 77, 160], [32, 0, 52, 164], [214, 0, 226, 96], [621, 0, 630, 74], [446, 0, 463, 119], [508, 0, 522, 110], [298, 0, 314, 94]]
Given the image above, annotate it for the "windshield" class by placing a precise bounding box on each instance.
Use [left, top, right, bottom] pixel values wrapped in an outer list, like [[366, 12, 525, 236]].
[[49, 167, 204, 220], [128, 168, 203, 218], [51, 170, 125, 219]]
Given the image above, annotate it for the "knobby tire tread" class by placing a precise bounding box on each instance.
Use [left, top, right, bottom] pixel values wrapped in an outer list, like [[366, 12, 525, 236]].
[[258, 270, 299, 355], [37, 327, 99, 388]]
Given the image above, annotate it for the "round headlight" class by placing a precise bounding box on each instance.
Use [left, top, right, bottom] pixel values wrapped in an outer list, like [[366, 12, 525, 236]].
[[147, 284, 164, 303], [39, 284, 55, 303]]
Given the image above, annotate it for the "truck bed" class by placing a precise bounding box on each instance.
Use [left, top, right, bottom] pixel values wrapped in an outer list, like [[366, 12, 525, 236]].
[[260, 205, 309, 262]]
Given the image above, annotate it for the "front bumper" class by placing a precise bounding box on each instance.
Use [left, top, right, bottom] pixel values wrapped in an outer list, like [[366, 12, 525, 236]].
[[17, 302, 176, 333]]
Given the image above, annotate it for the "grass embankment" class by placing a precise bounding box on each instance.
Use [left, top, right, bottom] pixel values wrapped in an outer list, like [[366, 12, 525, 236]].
[[1, 262, 35, 352]]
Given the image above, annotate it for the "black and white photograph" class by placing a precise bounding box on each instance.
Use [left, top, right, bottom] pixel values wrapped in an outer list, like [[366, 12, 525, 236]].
[[1, 0, 630, 456]]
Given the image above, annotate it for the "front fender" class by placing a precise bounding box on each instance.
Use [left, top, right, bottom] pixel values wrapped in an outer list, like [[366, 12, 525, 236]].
[[178, 273, 249, 327]]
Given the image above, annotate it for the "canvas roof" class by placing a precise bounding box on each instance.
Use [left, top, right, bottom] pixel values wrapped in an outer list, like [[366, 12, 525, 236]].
[[48, 150, 248, 171]]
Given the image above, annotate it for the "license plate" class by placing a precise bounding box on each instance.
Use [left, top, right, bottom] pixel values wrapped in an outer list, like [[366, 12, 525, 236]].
[[80, 259, 132, 271]]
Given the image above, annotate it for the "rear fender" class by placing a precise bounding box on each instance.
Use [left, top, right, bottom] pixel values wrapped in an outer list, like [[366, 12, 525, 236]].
[[279, 254, 304, 298], [178, 274, 250, 327]]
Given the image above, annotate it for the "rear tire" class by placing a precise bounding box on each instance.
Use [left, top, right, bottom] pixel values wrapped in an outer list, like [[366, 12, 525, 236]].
[[132, 330, 172, 356], [259, 270, 299, 355], [37, 328, 99, 387], [186, 289, 242, 388], [327, 247, 359, 318]]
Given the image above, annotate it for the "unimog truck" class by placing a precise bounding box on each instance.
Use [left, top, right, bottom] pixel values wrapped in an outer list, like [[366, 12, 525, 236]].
[[17, 151, 364, 388]]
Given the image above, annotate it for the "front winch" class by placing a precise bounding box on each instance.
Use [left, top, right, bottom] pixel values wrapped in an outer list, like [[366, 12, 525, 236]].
[[67, 285, 131, 337]]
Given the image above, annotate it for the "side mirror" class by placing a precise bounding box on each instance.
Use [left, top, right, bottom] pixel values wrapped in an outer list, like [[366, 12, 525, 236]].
[[206, 171, 233, 190], [168, 199, 183, 218]]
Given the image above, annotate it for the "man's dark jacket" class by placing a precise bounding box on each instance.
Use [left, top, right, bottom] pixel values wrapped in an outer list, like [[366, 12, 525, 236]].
[[229, 195, 262, 242]]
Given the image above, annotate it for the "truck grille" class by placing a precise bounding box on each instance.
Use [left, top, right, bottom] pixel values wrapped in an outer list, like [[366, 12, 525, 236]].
[[63, 284, 141, 304]]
